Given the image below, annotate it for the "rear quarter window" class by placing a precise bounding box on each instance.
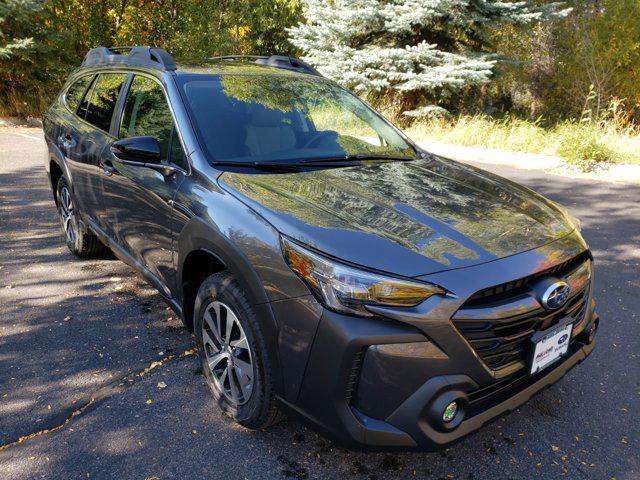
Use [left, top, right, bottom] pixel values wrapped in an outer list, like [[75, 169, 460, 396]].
[[64, 75, 94, 113]]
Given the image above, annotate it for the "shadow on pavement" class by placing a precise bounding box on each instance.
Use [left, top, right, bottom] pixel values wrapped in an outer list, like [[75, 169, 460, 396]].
[[0, 151, 638, 479]]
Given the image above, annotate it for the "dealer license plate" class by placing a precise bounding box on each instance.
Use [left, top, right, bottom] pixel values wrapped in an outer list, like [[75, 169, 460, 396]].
[[530, 323, 573, 375]]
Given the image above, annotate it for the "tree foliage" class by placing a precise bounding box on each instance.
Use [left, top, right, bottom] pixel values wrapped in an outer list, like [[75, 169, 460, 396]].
[[494, 0, 640, 121], [1, 0, 639, 124], [0, 0, 70, 114], [0, 0, 301, 116], [287, 0, 570, 117]]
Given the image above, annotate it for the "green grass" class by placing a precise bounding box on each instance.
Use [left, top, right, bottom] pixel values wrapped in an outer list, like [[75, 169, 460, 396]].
[[405, 115, 640, 168]]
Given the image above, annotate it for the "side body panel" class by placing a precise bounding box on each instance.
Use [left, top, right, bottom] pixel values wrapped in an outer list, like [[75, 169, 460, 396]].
[[100, 157, 186, 297]]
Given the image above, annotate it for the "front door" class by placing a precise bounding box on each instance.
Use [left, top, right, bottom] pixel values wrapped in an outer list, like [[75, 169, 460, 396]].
[[100, 74, 189, 297]]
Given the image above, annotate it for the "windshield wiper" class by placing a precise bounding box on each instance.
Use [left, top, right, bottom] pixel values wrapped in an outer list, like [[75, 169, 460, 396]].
[[211, 154, 416, 171], [298, 154, 416, 164], [211, 160, 306, 171]]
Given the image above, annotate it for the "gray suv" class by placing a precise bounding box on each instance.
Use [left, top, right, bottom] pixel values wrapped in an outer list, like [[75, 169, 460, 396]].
[[43, 47, 599, 450]]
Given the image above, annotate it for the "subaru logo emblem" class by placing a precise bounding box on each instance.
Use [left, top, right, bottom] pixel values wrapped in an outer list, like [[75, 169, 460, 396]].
[[541, 281, 571, 310], [558, 334, 569, 344]]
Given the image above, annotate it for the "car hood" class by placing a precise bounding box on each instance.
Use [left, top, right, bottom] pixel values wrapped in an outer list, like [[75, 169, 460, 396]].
[[219, 157, 576, 277]]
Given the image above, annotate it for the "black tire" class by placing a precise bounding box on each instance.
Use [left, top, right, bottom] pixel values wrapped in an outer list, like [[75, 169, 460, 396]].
[[194, 271, 284, 429], [56, 177, 103, 257]]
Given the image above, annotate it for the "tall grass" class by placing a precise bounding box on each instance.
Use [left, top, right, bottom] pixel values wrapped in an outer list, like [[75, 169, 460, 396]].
[[405, 115, 640, 168]]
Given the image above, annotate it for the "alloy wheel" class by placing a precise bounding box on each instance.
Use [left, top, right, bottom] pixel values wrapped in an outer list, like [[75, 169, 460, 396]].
[[59, 186, 77, 245], [202, 300, 254, 405]]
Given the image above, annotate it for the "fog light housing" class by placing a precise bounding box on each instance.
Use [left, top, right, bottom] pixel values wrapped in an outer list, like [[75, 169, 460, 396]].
[[442, 401, 458, 423], [427, 390, 468, 432]]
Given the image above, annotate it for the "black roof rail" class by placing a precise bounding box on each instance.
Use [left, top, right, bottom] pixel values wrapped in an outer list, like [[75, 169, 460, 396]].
[[81, 46, 176, 71], [206, 55, 321, 76]]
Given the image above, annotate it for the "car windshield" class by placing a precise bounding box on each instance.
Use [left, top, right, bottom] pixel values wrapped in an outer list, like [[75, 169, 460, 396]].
[[178, 73, 419, 164]]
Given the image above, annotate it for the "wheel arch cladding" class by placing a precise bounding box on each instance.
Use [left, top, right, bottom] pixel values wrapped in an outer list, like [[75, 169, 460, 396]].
[[177, 217, 272, 318], [49, 160, 64, 204], [47, 139, 69, 203], [180, 248, 228, 331], [177, 217, 285, 394]]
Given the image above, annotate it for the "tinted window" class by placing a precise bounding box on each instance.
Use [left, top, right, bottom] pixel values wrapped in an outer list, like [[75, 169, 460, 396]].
[[78, 77, 97, 119], [120, 75, 187, 169], [65, 76, 93, 113], [178, 75, 417, 164], [85, 73, 127, 132]]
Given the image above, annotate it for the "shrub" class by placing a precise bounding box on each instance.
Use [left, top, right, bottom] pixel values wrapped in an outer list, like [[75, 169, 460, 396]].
[[554, 122, 613, 171]]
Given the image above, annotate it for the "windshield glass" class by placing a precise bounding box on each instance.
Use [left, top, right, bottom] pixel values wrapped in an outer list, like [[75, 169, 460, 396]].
[[178, 74, 418, 164]]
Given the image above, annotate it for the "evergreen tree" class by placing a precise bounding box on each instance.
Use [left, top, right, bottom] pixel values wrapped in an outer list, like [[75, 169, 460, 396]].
[[288, 0, 570, 117], [0, 0, 67, 116], [0, 0, 40, 61]]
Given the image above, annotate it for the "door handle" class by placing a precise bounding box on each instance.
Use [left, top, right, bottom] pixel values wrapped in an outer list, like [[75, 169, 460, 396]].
[[58, 134, 76, 150], [102, 158, 115, 176]]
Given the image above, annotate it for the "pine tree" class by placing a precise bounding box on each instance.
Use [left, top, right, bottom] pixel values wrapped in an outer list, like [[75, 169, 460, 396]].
[[0, 0, 65, 116], [0, 0, 41, 61], [288, 0, 570, 117]]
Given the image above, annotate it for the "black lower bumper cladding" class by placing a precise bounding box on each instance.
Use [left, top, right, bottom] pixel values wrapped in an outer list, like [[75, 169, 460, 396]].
[[382, 337, 595, 450], [279, 308, 598, 451]]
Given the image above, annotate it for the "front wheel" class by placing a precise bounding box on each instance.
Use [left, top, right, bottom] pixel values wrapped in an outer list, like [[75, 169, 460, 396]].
[[194, 272, 284, 429], [56, 177, 103, 257]]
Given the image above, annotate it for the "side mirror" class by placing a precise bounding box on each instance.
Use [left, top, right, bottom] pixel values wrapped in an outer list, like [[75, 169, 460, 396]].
[[110, 136, 162, 164]]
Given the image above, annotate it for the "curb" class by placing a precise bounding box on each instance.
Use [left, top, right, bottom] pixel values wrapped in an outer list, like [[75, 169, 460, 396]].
[[0, 117, 43, 128]]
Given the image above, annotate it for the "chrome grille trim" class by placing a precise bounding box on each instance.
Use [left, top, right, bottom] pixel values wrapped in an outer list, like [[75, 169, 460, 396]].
[[453, 256, 591, 373]]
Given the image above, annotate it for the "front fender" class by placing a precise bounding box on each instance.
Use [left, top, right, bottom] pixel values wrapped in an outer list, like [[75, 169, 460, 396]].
[[176, 216, 272, 306], [174, 177, 319, 401]]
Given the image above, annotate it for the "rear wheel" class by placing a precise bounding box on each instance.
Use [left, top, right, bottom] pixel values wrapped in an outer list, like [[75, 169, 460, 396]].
[[194, 272, 283, 429], [56, 177, 103, 257]]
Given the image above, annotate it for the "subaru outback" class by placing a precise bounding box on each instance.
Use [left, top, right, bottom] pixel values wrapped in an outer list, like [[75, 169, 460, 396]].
[[43, 47, 599, 450]]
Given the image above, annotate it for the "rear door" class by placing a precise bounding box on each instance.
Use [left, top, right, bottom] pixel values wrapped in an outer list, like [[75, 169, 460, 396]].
[[64, 72, 128, 226], [55, 73, 95, 205], [100, 74, 188, 297], [79, 73, 129, 226]]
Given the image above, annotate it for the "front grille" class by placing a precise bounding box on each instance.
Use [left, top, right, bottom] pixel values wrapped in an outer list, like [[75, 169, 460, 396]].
[[466, 251, 590, 306], [453, 254, 591, 374]]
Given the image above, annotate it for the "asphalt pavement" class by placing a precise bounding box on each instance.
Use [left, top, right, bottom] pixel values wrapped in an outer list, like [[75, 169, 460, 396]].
[[0, 127, 638, 480]]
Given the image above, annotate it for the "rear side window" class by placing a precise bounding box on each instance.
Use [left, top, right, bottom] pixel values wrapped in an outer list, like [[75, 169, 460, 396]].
[[120, 75, 187, 169], [77, 78, 94, 119], [84, 73, 127, 133], [65, 76, 93, 113]]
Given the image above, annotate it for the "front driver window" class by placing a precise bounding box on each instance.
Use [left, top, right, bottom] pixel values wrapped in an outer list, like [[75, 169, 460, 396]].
[[120, 75, 187, 170]]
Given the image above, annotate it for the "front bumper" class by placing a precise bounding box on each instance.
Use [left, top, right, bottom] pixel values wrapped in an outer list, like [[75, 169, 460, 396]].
[[276, 236, 597, 450], [280, 307, 597, 450]]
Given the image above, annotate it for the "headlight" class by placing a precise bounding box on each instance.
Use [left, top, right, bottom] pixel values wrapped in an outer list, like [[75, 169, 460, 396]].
[[281, 237, 445, 316]]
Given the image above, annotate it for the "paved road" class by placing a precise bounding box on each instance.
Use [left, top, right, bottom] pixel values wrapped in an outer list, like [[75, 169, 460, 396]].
[[0, 127, 638, 480]]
